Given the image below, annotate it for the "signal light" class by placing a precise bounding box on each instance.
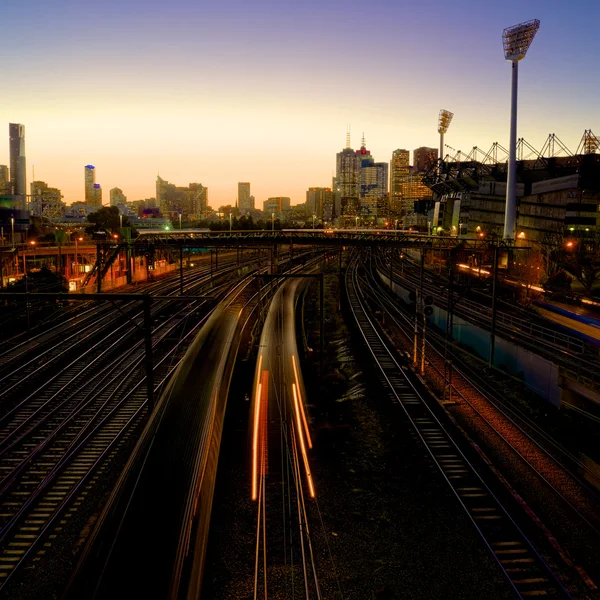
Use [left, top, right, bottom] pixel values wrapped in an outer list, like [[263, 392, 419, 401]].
[[424, 295, 434, 306], [424, 306, 434, 317]]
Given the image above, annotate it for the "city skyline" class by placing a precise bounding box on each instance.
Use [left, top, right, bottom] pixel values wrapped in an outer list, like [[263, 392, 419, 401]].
[[2, 0, 599, 207]]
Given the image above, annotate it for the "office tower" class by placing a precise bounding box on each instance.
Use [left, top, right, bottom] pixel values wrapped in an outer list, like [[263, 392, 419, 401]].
[[306, 187, 333, 220], [93, 183, 103, 206], [85, 165, 101, 206], [413, 147, 438, 173], [336, 134, 361, 217], [156, 176, 208, 219], [390, 149, 410, 215], [238, 182, 253, 211], [0, 165, 9, 195], [110, 188, 127, 206], [9, 124, 26, 209], [361, 162, 389, 218], [29, 181, 65, 220], [263, 197, 291, 215]]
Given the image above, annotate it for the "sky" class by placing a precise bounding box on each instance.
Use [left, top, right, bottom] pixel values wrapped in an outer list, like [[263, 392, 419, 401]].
[[2, 0, 599, 208]]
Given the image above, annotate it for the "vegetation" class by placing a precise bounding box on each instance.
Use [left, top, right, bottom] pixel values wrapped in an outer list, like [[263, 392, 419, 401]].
[[85, 207, 137, 237]]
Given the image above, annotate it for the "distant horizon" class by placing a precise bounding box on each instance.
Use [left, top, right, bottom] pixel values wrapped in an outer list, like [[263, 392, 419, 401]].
[[2, 0, 599, 208]]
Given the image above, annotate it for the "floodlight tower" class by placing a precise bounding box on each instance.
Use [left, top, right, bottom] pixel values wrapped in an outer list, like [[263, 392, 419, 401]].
[[502, 19, 540, 240], [438, 110, 454, 162]]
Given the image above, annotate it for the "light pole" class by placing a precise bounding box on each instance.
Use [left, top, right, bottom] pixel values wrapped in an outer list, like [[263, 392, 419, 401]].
[[229, 212, 232, 232], [29, 240, 36, 272], [272, 212, 275, 233], [119, 213, 123, 229], [178, 212, 182, 231], [438, 109, 454, 163], [75, 236, 83, 277], [10, 217, 14, 249], [312, 214, 316, 229], [502, 19, 540, 240]]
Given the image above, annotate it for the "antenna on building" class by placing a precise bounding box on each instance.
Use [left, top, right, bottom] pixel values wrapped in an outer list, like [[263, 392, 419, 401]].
[[32, 163, 35, 182], [346, 125, 351, 149], [361, 133, 366, 149]]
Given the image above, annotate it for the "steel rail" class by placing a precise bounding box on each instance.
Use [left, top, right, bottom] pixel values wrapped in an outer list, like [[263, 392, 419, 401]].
[[345, 256, 572, 599]]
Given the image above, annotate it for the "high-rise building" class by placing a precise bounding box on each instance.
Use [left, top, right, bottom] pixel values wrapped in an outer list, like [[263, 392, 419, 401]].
[[238, 182, 253, 211], [84, 165, 102, 206], [29, 181, 65, 221], [390, 149, 410, 215], [0, 165, 9, 195], [306, 187, 334, 220], [413, 147, 438, 173], [9, 124, 26, 209], [156, 176, 208, 219], [110, 187, 127, 206], [336, 135, 361, 217], [264, 197, 290, 215]]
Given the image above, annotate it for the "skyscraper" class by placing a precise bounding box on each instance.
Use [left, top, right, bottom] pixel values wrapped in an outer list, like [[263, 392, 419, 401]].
[[238, 182, 253, 211], [413, 147, 438, 173], [306, 187, 333, 220], [0, 165, 9, 196], [390, 149, 410, 215], [85, 165, 102, 206], [356, 135, 387, 218], [9, 124, 26, 209], [336, 134, 361, 218]]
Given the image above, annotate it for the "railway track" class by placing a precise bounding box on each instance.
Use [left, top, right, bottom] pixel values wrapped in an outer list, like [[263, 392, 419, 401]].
[[345, 256, 575, 599], [360, 258, 600, 595], [0, 258, 255, 591]]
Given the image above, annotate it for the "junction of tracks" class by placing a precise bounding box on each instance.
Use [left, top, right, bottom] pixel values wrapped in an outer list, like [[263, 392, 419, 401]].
[[0, 232, 598, 600]]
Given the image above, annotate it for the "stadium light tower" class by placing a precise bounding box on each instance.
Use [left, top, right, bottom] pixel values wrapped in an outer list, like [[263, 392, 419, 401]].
[[502, 19, 540, 240], [438, 109, 454, 162]]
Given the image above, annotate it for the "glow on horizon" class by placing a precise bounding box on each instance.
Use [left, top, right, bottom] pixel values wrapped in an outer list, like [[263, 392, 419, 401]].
[[2, 0, 599, 208]]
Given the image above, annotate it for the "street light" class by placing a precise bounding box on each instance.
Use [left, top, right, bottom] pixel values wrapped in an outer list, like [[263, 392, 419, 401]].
[[75, 236, 83, 276], [438, 109, 454, 161], [178, 212, 182, 231], [502, 18, 540, 240], [272, 212, 275, 233], [29, 240, 36, 272], [10, 217, 14, 249], [312, 214, 316, 229], [229, 212, 232, 232]]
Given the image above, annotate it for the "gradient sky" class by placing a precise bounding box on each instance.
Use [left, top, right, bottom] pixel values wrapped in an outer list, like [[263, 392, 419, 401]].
[[2, 0, 599, 208]]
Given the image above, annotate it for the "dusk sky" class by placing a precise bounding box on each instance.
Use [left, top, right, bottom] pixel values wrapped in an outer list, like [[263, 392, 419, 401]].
[[2, 0, 599, 208]]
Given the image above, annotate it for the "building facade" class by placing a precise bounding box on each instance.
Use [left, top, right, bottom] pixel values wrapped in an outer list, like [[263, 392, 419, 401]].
[[9, 124, 26, 209], [0, 165, 9, 195], [156, 176, 208, 219], [238, 182, 253, 211], [413, 147, 438, 173], [84, 165, 102, 207], [306, 187, 334, 221], [110, 187, 127, 206], [263, 197, 291, 215], [336, 146, 361, 217], [390, 149, 410, 215]]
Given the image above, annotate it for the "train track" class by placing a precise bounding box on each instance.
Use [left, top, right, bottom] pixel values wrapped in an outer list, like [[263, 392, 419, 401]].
[[361, 258, 600, 596], [0, 258, 255, 591], [345, 256, 574, 599]]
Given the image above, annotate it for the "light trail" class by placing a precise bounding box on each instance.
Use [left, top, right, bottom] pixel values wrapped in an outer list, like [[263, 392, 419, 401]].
[[292, 383, 315, 498], [291, 355, 312, 449], [252, 355, 263, 501]]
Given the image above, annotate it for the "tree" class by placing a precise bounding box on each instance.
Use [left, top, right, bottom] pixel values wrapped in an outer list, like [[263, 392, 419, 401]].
[[85, 206, 136, 236], [561, 233, 600, 295]]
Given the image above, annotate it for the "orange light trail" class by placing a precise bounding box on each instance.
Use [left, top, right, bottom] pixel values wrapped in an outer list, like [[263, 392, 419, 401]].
[[251, 355, 263, 501], [292, 383, 315, 498], [291, 355, 312, 449]]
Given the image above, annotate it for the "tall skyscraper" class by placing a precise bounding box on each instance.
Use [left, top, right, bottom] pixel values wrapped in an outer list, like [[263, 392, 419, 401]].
[[336, 134, 361, 217], [9, 124, 26, 209], [0, 165, 9, 196], [238, 182, 253, 211], [390, 149, 410, 215], [413, 147, 438, 173], [157, 176, 208, 219], [356, 135, 387, 218], [85, 165, 102, 206]]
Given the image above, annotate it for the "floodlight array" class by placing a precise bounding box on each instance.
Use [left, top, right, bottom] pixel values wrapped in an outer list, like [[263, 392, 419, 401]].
[[438, 109, 454, 135], [503, 19, 540, 61]]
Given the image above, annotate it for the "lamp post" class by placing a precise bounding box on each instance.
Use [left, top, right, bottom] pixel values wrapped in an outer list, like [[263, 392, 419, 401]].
[[178, 212, 182, 231], [10, 217, 14, 249], [119, 213, 123, 229], [75, 236, 83, 277], [229, 212, 232, 232], [271, 212, 275, 233], [312, 214, 316, 229], [438, 109, 454, 163], [502, 19, 540, 240], [29, 240, 36, 272]]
